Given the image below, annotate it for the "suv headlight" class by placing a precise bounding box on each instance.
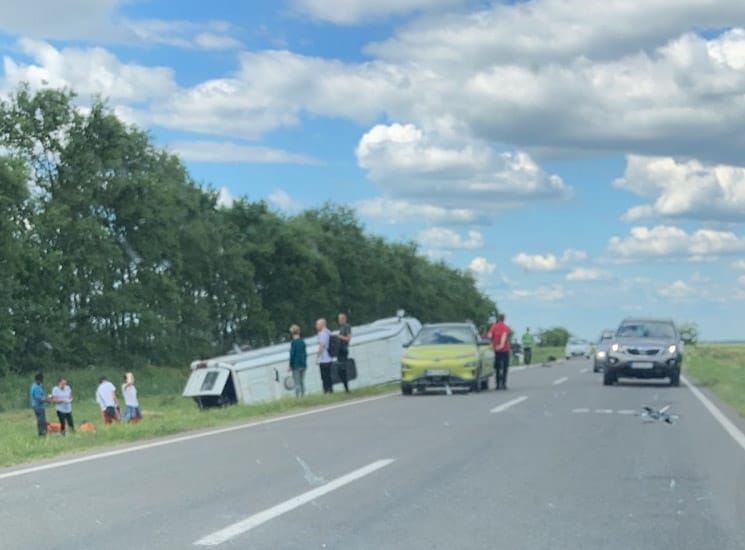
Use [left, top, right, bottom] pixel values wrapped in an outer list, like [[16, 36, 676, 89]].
[[610, 343, 620, 352], [667, 344, 677, 354], [596, 351, 606, 359], [463, 361, 478, 369]]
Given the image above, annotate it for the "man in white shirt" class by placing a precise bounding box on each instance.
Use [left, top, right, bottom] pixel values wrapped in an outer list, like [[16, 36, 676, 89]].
[[51, 378, 74, 434], [316, 318, 333, 394], [96, 376, 119, 424]]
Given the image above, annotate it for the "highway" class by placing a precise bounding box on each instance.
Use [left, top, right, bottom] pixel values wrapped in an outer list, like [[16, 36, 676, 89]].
[[1, 358, 744, 550]]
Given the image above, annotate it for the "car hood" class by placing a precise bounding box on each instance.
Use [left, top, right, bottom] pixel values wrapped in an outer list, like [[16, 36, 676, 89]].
[[614, 337, 675, 348], [404, 345, 477, 361]]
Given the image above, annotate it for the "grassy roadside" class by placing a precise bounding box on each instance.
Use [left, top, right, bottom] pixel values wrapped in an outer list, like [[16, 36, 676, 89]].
[[529, 347, 564, 365], [684, 344, 745, 417], [0, 374, 396, 468]]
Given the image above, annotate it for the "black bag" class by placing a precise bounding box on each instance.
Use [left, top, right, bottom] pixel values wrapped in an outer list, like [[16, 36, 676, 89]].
[[327, 335, 341, 358], [331, 358, 357, 384]]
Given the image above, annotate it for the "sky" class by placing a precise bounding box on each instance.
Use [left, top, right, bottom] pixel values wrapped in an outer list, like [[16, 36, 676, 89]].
[[1, 0, 745, 341]]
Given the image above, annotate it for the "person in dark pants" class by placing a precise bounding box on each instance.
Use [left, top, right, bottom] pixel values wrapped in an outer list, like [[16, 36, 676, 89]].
[[51, 377, 75, 435], [521, 328, 534, 365], [288, 324, 307, 397], [316, 318, 333, 393], [488, 314, 511, 390], [29, 373, 50, 436], [336, 312, 352, 393]]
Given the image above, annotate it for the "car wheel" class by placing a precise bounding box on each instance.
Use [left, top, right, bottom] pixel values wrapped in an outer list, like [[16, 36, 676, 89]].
[[603, 371, 616, 386], [669, 370, 681, 387], [401, 383, 413, 395]]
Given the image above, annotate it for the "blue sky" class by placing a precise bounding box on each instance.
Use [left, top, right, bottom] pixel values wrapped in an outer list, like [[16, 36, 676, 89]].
[[2, 0, 745, 340]]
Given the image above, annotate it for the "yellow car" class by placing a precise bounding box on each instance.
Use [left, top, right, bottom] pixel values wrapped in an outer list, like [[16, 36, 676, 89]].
[[401, 323, 495, 395]]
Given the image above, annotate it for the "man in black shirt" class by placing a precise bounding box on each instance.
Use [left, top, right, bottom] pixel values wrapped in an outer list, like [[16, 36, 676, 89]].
[[336, 312, 352, 392]]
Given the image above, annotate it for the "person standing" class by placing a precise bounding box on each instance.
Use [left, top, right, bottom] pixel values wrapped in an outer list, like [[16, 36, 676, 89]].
[[51, 378, 74, 435], [521, 328, 535, 365], [316, 318, 333, 393], [336, 312, 352, 393], [122, 372, 141, 423], [96, 376, 119, 425], [488, 314, 511, 390], [288, 324, 308, 397], [29, 373, 50, 437]]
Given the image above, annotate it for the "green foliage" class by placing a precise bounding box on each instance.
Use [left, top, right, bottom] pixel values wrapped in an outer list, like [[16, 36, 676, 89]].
[[0, 85, 497, 376], [538, 327, 571, 347], [685, 344, 745, 417]]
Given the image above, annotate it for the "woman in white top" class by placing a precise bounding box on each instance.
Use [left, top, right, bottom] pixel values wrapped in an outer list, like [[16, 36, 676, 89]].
[[51, 378, 74, 434], [121, 372, 141, 423]]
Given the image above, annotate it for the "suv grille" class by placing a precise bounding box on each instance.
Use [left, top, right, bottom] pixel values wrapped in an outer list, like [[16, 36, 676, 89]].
[[627, 348, 660, 356]]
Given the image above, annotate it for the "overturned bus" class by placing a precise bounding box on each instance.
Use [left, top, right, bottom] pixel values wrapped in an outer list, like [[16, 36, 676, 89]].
[[182, 314, 422, 408]]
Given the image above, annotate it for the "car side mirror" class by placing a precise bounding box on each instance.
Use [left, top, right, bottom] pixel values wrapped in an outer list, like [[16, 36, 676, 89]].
[[403, 341, 411, 348]]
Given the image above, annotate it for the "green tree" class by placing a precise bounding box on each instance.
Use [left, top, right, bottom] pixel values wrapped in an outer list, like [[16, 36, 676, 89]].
[[538, 327, 571, 347], [678, 322, 699, 346]]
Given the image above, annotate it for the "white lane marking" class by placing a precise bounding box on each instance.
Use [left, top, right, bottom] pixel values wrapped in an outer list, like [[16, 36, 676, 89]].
[[572, 408, 590, 414], [194, 459, 395, 546], [580, 368, 590, 374], [617, 409, 636, 415], [683, 375, 745, 454], [595, 409, 614, 414], [553, 377, 569, 386], [0, 394, 395, 481], [511, 366, 527, 371], [490, 395, 528, 413]]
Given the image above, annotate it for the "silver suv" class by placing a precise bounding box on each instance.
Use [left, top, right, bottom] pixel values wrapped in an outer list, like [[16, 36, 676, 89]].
[[604, 318, 683, 387]]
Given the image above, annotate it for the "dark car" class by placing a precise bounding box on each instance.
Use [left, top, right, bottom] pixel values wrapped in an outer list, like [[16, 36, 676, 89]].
[[603, 318, 683, 386], [593, 329, 615, 372]]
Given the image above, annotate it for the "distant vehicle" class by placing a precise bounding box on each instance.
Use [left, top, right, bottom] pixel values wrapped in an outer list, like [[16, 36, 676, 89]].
[[593, 329, 616, 372], [603, 318, 683, 387], [401, 323, 495, 395], [565, 338, 592, 360]]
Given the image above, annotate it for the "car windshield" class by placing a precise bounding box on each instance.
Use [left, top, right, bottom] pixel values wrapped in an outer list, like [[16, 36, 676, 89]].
[[411, 326, 475, 345], [617, 322, 675, 340]]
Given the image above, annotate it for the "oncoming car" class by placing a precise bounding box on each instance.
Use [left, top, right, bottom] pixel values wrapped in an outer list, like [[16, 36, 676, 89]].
[[603, 318, 683, 386], [400, 323, 495, 395], [565, 338, 592, 360], [593, 329, 616, 372]]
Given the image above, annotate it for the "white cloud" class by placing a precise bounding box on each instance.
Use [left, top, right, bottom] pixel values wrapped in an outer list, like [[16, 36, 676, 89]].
[[355, 123, 570, 222], [734, 260, 745, 270], [290, 0, 466, 24], [169, 141, 318, 165], [468, 257, 495, 277], [354, 198, 482, 225], [511, 285, 565, 302], [193, 33, 244, 51], [657, 280, 695, 300], [512, 249, 587, 272], [267, 189, 302, 212], [739, 275, 745, 287], [2, 39, 176, 102], [566, 268, 610, 282], [216, 187, 235, 209], [615, 155, 745, 222], [608, 225, 745, 260], [418, 227, 483, 251]]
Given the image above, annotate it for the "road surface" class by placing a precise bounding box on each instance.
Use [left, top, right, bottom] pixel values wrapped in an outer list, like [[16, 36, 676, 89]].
[[1, 359, 744, 549]]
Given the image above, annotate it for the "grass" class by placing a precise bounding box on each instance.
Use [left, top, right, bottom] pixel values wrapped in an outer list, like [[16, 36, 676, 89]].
[[529, 347, 565, 365], [684, 343, 745, 417], [0, 366, 396, 468]]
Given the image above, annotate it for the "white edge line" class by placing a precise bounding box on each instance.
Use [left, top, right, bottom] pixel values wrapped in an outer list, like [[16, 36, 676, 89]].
[[572, 408, 590, 413], [510, 366, 527, 371], [616, 409, 636, 415], [0, 393, 395, 481], [682, 375, 745, 453], [552, 376, 569, 386], [580, 368, 590, 374], [595, 409, 613, 414], [194, 458, 395, 546], [490, 395, 528, 413]]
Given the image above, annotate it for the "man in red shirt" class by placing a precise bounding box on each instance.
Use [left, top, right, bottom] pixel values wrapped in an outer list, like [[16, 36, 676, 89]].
[[488, 314, 511, 390]]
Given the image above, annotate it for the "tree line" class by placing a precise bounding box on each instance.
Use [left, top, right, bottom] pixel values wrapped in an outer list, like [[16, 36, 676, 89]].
[[0, 85, 497, 375]]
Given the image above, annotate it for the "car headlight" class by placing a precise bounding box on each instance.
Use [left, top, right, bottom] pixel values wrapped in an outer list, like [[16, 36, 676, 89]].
[[596, 351, 606, 359], [667, 344, 677, 354], [463, 361, 478, 369], [401, 362, 411, 370], [610, 343, 620, 352]]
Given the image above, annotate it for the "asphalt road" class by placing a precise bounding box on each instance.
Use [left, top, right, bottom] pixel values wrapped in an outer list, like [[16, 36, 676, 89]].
[[2, 359, 745, 550]]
